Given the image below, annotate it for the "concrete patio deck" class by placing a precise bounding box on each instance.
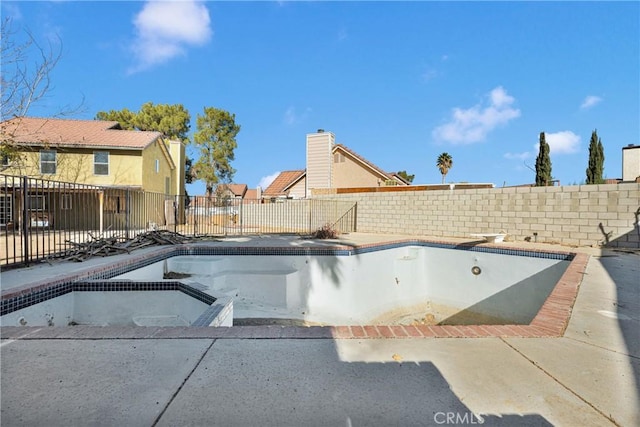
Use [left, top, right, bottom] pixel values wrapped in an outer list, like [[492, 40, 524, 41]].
[[1, 233, 638, 426]]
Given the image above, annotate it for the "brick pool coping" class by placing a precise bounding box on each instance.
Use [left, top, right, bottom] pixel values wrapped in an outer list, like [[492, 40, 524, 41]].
[[0, 239, 589, 340]]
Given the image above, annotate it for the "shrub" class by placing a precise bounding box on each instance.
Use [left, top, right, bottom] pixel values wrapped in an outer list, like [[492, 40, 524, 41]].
[[311, 223, 339, 239]]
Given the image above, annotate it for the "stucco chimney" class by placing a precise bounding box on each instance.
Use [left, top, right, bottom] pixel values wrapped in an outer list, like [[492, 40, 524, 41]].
[[306, 131, 334, 197], [622, 144, 640, 182]]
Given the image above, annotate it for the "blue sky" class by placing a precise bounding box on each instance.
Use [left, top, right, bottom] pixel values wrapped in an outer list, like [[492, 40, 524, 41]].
[[3, 1, 639, 194]]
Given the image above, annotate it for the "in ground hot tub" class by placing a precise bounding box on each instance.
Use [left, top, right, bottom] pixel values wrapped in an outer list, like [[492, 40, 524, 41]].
[[0, 281, 232, 327]]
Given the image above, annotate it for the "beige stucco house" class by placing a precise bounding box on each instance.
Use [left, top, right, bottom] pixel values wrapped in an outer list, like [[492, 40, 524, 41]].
[[262, 130, 408, 200], [0, 117, 186, 229], [1, 117, 185, 195]]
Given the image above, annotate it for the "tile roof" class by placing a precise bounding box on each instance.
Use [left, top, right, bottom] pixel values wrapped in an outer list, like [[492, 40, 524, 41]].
[[261, 142, 407, 197], [1, 117, 162, 150], [222, 183, 247, 197], [262, 170, 305, 196], [244, 188, 258, 200]]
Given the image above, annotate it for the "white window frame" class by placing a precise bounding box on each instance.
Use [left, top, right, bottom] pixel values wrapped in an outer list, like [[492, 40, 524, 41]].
[[0, 195, 12, 225], [155, 159, 160, 173], [94, 151, 109, 175], [40, 150, 56, 174], [61, 194, 72, 210]]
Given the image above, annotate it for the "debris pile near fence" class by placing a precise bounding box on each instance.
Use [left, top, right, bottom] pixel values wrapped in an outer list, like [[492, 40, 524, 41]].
[[55, 230, 196, 262]]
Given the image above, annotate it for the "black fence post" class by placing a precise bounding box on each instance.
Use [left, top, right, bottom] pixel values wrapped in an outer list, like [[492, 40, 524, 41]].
[[174, 196, 178, 234], [21, 176, 29, 265]]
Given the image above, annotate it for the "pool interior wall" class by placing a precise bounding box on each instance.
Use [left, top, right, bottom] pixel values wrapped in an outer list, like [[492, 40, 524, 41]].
[[114, 245, 571, 326]]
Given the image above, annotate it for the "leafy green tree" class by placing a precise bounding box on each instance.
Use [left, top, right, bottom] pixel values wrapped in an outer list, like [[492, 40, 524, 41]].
[[95, 108, 137, 130], [535, 132, 552, 186], [586, 129, 605, 184], [436, 152, 453, 184], [192, 107, 240, 195], [185, 157, 194, 184], [95, 103, 190, 142], [397, 170, 415, 183], [134, 102, 191, 142]]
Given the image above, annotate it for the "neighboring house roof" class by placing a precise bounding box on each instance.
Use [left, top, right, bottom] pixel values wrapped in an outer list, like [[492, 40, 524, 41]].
[[263, 170, 306, 197], [220, 183, 247, 197], [245, 188, 258, 200], [1, 117, 163, 150], [262, 142, 407, 197]]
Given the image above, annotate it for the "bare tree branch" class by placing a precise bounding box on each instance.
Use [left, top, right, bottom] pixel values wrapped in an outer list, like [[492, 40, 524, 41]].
[[2, 17, 85, 120], [1, 17, 84, 167]]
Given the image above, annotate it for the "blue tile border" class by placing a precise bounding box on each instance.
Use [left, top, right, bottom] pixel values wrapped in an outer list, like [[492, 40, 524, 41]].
[[350, 240, 574, 261]]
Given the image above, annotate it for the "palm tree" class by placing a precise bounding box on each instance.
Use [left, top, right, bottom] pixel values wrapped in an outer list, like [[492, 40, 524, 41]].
[[436, 152, 453, 184]]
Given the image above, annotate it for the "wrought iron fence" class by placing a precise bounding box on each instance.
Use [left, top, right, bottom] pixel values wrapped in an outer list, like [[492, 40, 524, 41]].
[[0, 174, 357, 268]]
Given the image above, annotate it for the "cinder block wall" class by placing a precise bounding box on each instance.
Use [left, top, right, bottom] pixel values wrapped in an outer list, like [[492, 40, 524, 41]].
[[315, 183, 640, 248]]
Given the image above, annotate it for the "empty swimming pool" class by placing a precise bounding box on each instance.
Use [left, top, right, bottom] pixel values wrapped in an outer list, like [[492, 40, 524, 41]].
[[113, 244, 571, 326]]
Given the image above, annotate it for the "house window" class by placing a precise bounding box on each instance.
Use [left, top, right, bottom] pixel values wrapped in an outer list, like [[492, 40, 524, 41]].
[[94, 151, 109, 175], [0, 195, 12, 225], [61, 194, 72, 210], [28, 195, 46, 211], [1, 154, 10, 167], [155, 159, 160, 173], [40, 150, 56, 174], [334, 153, 345, 163]]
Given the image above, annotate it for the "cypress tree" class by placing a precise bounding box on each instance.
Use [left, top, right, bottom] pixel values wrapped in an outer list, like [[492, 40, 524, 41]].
[[535, 132, 552, 186], [586, 129, 605, 184]]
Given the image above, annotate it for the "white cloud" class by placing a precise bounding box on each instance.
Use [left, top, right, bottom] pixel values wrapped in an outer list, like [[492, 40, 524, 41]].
[[421, 55, 448, 83], [129, 0, 212, 73], [580, 95, 602, 110], [508, 132, 581, 163], [544, 131, 581, 154], [504, 151, 531, 161], [422, 68, 438, 82], [258, 172, 280, 190], [283, 106, 311, 125], [432, 86, 521, 144]]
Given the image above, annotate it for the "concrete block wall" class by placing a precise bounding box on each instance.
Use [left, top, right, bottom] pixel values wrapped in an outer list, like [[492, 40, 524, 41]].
[[316, 183, 640, 248]]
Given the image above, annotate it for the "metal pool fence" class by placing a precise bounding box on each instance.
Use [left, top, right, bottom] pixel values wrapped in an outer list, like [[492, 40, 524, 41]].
[[0, 175, 357, 268]]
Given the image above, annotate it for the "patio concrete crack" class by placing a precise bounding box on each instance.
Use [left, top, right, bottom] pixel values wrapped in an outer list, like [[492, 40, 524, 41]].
[[151, 338, 217, 427], [564, 336, 640, 360], [500, 337, 622, 427]]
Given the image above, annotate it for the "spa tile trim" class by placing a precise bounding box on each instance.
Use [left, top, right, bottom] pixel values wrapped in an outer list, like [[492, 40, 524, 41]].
[[1, 280, 217, 316]]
